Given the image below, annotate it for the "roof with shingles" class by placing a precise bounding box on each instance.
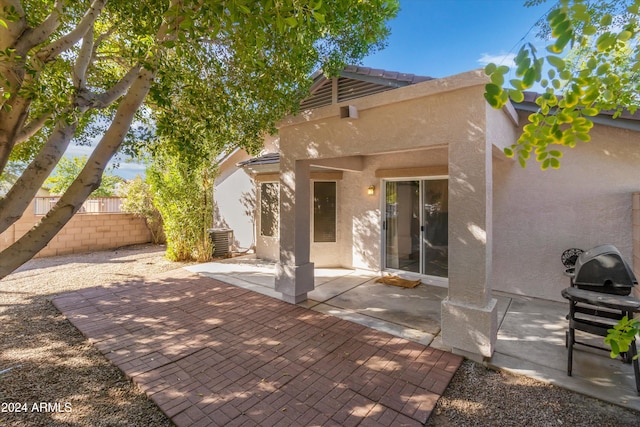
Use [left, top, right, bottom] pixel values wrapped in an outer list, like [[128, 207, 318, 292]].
[[340, 65, 433, 85], [236, 152, 280, 168]]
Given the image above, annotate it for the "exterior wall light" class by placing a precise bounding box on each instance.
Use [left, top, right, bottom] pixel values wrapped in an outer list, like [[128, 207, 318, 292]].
[[367, 185, 375, 195]]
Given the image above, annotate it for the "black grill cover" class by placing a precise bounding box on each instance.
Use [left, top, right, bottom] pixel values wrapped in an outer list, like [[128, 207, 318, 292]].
[[573, 244, 637, 295]]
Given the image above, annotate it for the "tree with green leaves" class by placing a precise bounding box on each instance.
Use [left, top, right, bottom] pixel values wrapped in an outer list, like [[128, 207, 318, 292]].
[[485, 0, 639, 169], [44, 155, 122, 196], [0, 0, 398, 279]]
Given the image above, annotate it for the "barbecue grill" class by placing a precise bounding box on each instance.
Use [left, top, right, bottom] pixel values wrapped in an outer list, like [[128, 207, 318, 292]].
[[561, 244, 640, 394], [565, 244, 637, 295]]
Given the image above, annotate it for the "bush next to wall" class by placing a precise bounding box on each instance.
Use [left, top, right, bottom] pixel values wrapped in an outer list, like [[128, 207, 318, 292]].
[[119, 176, 165, 245], [147, 156, 214, 262]]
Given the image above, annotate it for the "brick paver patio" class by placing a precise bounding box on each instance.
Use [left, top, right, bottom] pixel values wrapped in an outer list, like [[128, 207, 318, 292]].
[[53, 269, 462, 426]]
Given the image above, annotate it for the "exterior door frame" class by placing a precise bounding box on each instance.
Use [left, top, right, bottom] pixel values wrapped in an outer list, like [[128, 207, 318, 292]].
[[381, 176, 449, 287]]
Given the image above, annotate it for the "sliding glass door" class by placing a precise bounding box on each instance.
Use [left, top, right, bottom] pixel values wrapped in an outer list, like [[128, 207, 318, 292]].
[[384, 179, 448, 278]]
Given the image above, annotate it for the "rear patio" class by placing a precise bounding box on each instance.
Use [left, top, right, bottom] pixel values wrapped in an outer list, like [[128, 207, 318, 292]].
[[53, 268, 463, 427], [187, 255, 640, 412]]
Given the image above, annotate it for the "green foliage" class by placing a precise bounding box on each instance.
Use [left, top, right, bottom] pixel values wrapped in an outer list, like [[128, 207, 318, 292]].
[[134, 0, 399, 163], [118, 175, 164, 244], [147, 153, 214, 262], [604, 316, 640, 360], [44, 155, 123, 196], [0, 0, 398, 277], [1, 0, 397, 191], [484, 0, 640, 170]]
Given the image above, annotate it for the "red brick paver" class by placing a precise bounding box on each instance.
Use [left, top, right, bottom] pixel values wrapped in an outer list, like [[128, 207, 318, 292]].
[[53, 269, 462, 426]]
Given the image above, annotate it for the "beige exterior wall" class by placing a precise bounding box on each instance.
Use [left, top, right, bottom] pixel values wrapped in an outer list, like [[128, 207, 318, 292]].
[[631, 192, 640, 301], [0, 201, 151, 258], [493, 119, 640, 301], [215, 67, 640, 357], [272, 71, 489, 273], [221, 68, 640, 308], [329, 149, 449, 271], [252, 147, 449, 269]]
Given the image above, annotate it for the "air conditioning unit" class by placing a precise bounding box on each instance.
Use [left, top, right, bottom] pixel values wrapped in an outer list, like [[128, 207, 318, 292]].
[[208, 228, 233, 258]]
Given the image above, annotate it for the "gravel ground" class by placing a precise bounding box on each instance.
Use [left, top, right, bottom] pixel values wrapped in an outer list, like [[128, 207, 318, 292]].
[[427, 360, 640, 426], [0, 245, 191, 427], [0, 245, 638, 426]]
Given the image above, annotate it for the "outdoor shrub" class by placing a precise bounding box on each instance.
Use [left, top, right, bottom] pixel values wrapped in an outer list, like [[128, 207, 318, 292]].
[[147, 156, 214, 262], [119, 175, 165, 244]]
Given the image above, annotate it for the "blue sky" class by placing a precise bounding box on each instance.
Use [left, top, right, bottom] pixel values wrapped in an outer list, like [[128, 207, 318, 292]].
[[363, 0, 553, 77]]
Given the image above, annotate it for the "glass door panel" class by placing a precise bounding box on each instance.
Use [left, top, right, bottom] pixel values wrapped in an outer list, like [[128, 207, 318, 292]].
[[384, 181, 420, 273], [384, 178, 448, 278], [422, 179, 448, 277]]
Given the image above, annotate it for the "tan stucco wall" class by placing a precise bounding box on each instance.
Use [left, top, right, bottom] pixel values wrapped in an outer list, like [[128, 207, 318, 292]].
[[336, 149, 449, 271], [275, 71, 488, 271], [493, 119, 640, 301], [0, 201, 151, 258], [253, 148, 449, 268], [633, 193, 640, 301], [221, 69, 640, 309]]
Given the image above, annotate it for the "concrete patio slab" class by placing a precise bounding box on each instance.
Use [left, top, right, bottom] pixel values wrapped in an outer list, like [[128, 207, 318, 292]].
[[491, 295, 640, 411], [319, 279, 447, 336], [53, 269, 463, 426]]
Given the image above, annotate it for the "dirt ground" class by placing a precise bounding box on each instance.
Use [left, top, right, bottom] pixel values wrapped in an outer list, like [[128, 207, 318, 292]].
[[1, 244, 639, 426]]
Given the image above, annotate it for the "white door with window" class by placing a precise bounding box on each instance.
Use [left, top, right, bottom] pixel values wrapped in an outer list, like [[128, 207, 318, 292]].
[[383, 178, 448, 280]]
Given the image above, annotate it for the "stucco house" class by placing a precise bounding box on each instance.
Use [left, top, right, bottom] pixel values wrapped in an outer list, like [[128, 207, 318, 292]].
[[213, 65, 640, 359]]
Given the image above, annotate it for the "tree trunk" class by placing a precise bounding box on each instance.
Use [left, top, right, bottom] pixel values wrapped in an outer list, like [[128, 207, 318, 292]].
[[0, 68, 154, 279], [0, 120, 78, 234]]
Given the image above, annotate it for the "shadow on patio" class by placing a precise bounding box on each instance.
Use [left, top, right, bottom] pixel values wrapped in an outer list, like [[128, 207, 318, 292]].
[[53, 268, 462, 426], [187, 255, 640, 412]]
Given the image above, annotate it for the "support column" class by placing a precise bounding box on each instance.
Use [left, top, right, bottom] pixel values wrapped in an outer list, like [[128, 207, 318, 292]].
[[275, 157, 314, 303], [441, 123, 497, 359]]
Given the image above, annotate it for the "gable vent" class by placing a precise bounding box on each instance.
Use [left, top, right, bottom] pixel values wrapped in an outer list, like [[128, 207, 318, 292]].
[[337, 77, 394, 103], [300, 80, 333, 110]]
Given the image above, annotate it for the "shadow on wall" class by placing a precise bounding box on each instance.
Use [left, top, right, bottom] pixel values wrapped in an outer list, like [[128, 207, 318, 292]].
[[213, 181, 257, 250], [352, 210, 380, 270]]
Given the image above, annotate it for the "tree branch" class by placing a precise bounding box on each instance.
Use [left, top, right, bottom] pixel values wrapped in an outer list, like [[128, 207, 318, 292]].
[[15, 110, 53, 144], [94, 63, 142, 108], [0, 116, 78, 235], [0, 73, 36, 175], [73, 23, 94, 89], [36, 0, 106, 63], [0, 0, 26, 51], [0, 67, 155, 278], [13, 1, 63, 55]]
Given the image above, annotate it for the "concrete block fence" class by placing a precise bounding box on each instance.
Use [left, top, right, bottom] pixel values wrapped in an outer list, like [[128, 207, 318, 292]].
[[0, 199, 151, 258]]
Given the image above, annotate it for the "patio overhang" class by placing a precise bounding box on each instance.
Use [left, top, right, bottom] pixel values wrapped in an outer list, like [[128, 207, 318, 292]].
[[271, 69, 521, 359]]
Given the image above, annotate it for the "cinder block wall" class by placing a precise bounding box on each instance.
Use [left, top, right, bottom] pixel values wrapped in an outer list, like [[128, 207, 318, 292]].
[[633, 192, 640, 300], [0, 201, 151, 258]]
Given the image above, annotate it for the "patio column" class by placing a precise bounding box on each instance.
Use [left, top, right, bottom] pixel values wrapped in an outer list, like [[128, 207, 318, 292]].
[[275, 157, 314, 303], [441, 122, 498, 360]]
